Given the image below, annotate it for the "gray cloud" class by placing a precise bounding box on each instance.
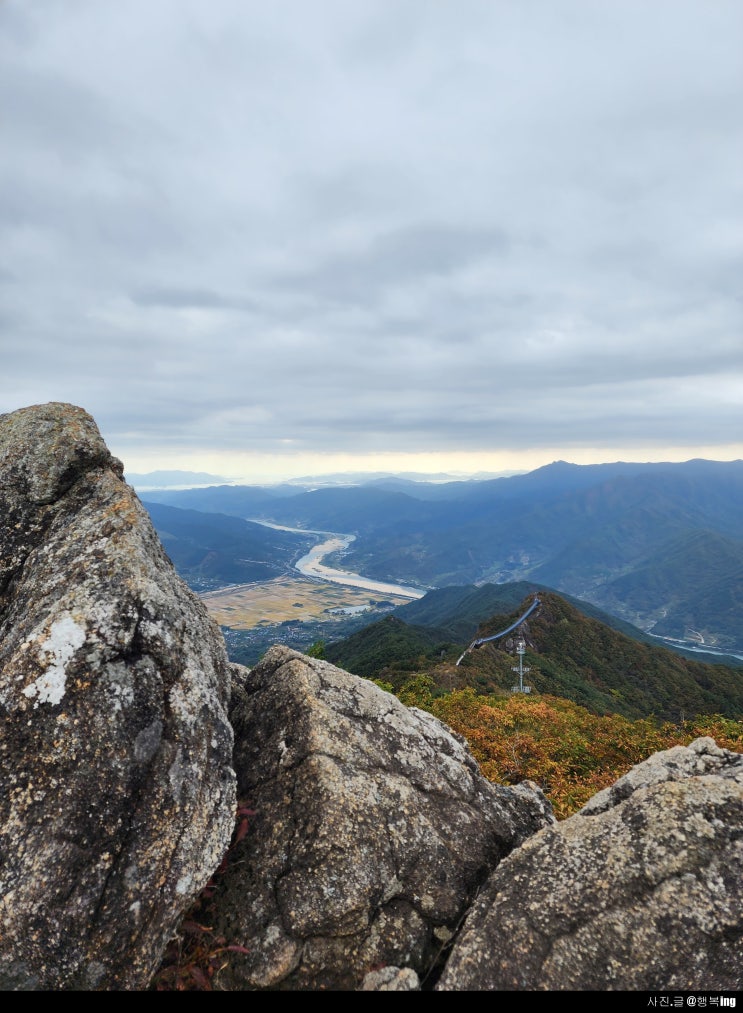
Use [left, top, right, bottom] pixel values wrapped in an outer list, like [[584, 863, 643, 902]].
[[272, 223, 512, 304], [131, 286, 258, 312], [0, 0, 741, 471]]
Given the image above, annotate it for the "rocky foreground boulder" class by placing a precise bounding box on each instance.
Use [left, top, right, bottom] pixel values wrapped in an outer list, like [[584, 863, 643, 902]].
[[1, 402, 741, 992], [208, 646, 555, 990], [437, 737, 743, 991], [0, 404, 236, 989]]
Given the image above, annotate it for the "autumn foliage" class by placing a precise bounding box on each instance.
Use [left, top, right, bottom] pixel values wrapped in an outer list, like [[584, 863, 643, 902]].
[[397, 679, 743, 820]]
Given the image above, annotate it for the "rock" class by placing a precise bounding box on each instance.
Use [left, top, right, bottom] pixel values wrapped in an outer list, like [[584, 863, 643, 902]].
[[0, 403, 236, 990], [361, 966, 420, 990], [437, 737, 743, 991], [209, 647, 554, 991]]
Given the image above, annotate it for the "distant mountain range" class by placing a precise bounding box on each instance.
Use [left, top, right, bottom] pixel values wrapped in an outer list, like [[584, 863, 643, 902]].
[[130, 468, 522, 490], [141, 458, 743, 653], [126, 470, 230, 490]]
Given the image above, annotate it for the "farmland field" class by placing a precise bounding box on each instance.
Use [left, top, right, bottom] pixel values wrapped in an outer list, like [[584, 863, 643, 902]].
[[201, 575, 411, 630]]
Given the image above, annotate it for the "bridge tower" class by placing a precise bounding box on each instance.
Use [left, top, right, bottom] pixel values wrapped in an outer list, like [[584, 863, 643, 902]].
[[510, 638, 532, 694]]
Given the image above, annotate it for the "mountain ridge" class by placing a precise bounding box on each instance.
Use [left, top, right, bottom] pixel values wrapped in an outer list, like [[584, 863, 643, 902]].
[[325, 589, 743, 723]]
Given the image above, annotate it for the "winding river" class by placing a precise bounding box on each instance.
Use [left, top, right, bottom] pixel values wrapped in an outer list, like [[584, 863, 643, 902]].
[[248, 521, 743, 659], [248, 519, 426, 600]]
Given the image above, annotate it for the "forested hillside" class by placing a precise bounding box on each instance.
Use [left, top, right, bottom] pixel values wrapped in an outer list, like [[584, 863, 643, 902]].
[[324, 590, 743, 820], [326, 591, 743, 723], [407, 688, 743, 818]]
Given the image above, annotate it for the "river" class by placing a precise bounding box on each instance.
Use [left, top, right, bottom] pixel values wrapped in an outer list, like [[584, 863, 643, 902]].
[[248, 520, 743, 657], [645, 632, 743, 663], [248, 519, 426, 600]]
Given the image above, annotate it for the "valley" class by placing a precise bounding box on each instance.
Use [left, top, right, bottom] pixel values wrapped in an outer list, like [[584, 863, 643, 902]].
[[141, 458, 743, 664], [199, 526, 424, 664], [202, 575, 411, 630], [250, 519, 427, 599]]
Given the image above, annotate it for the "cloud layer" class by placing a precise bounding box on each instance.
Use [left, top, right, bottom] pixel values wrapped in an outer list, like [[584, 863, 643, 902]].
[[1, 0, 741, 475]]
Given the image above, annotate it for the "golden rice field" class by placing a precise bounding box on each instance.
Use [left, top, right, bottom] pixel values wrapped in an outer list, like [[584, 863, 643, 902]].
[[201, 576, 410, 629]]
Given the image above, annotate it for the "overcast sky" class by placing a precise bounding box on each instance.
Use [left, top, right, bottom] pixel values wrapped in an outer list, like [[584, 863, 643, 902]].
[[1, 0, 741, 482]]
